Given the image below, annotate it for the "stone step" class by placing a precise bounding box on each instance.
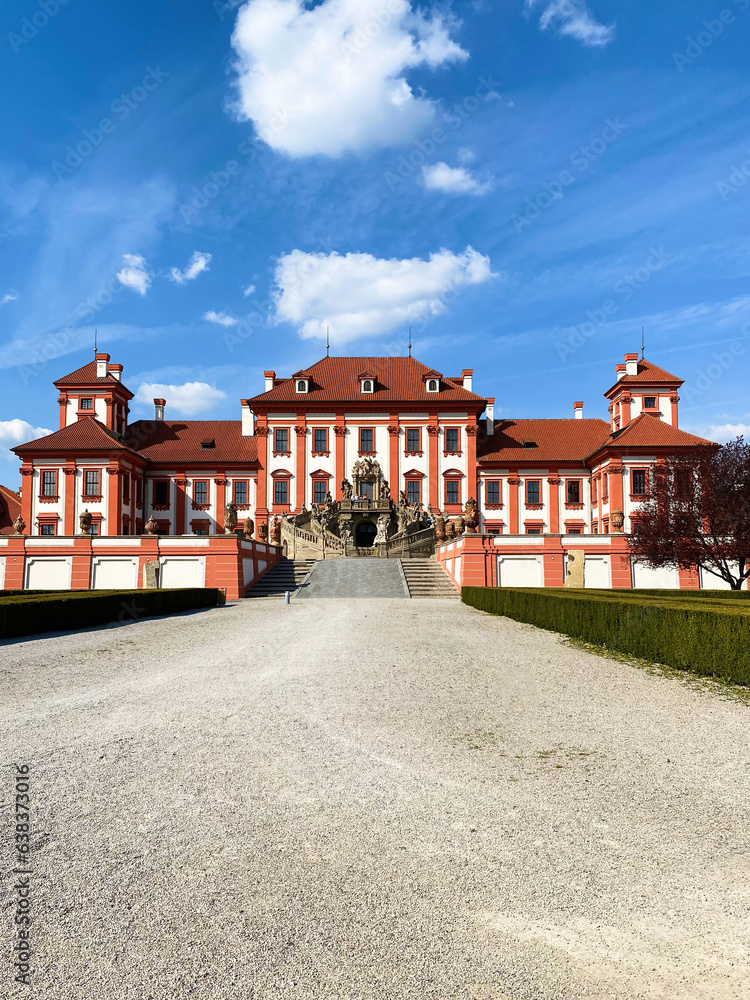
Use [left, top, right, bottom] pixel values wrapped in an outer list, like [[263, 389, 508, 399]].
[[400, 560, 458, 599], [246, 560, 315, 598]]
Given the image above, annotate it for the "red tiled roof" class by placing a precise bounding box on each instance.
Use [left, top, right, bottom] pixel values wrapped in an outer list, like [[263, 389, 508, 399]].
[[125, 421, 259, 464], [54, 360, 122, 387], [246, 356, 487, 406], [0, 484, 21, 535], [589, 414, 716, 456], [606, 358, 683, 394], [479, 419, 611, 464], [12, 419, 141, 455]]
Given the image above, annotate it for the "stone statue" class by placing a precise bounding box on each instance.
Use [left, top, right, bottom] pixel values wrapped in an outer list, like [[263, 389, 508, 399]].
[[375, 513, 390, 543], [79, 509, 92, 535], [243, 517, 254, 539], [341, 479, 353, 500], [258, 522, 269, 543], [399, 490, 407, 507], [224, 502, 238, 534], [12, 515, 26, 536], [464, 497, 479, 534], [381, 480, 391, 500], [270, 516, 281, 546], [324, 491, 334, 508], [435, 513, 446, 543], [144, 515, 158, 535]]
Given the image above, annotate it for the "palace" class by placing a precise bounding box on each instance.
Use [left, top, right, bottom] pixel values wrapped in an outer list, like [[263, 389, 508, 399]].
[[2, 348, 722, 595]]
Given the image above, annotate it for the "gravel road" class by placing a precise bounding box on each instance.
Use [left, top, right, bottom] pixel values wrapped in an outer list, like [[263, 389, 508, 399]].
[[1, 597, 749, 1000]]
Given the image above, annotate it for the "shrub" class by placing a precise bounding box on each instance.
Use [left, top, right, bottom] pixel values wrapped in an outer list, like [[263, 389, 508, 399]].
[[462, 587, 750, 685], [0, 589, 220, 641]]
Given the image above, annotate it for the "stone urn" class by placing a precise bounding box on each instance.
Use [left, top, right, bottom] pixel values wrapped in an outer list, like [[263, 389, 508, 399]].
[[224, 501, 238, 534], [144, 515, 158, 535], [454, 515, 465, 536], [270, 516, 281, 546], [434, 513, 446, 543], [611, 508, 625, 532], [446, 519, 456, 540], [242, 517, 255, 539], [258, 522, 269, 543], [79, 509, 92, 535], [12, 515, 26, 536], [464, 497, 479, 534]]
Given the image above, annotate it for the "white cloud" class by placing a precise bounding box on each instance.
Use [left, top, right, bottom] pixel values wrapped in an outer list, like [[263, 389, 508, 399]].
[[134, 382, 228, 416], [422, 162, 493, 195], [243, 284, 256, 297], [1, 292, 17, 305], [116, 253, 151, 296], [272, 246, 496, 343], [203, 310, 239, 327], [169, 250, 212, 284], [230, 0, 468, 157], [525, 0, 614, 47], [0, 419, 52, 462], [707, 423, 750, 443]]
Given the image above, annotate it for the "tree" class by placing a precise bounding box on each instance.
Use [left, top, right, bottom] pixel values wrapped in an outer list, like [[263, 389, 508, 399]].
[[628, 437, 750, 590]]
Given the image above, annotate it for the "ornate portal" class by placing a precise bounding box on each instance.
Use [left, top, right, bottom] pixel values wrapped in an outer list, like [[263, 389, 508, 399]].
[[351, 457, 386, 501]]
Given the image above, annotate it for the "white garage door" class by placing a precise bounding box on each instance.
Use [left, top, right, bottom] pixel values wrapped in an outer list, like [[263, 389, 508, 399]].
[[25, 557, 72, 590], [91, 558, 138, 590], [159, 558, 205, 589], [585, 555, 611, 589], [497, 556, 543, 587], [632, 562, 678, 589]]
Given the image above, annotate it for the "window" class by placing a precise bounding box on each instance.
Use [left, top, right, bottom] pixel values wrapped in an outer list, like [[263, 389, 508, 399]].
[[296, 380, 307, 393], [79, 398, 93, 410], [644, 396, 657, 409], [194, 480, 208, 505], [122, 474, 130, 503], [90, 521, 100, 536], [602, 474, 609, 501], [313, 481, 327, 505], [592, 478, 598, 502], [274, 428, 289, 454], [274, 480, 288, 505], [406, 428, 420, 453], [233, 481, 248, 505], [487, 528, 501, 536], [41, 471, 57, 496], [526, 480, 541, 505], [313, 428, 328, 454], [84, 470, 100, 497], [40, 523, 56, 536], [135, 478, 143, 507], [568, 528, 582, 535], [486, 481, 500, 505], [362, 380, 373, 393], [194, 528, 208, 536], [153, 480, 169, 506], [527, 528, 541, 535], [566, 480, 581, 504], [359, 428, 374, 453], [632, 469, 647, 496], [445, 480, 459, 505], [406, 480, 421, 505], [444, 428, 460, 453], [427, 379, 439, 393]]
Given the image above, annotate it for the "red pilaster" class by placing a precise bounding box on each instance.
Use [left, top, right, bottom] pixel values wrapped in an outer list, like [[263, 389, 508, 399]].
[[466, 424, 478, 501], [507, 474, 519, 534], [106, 465, 120, 536], [334, 418, 346, 500], [543, 535, 565, 587], [548, 473, 560, 534], [63, 464, 76, 535], [609, 463, 624, 521], [70, 535, 93, 590], [255, 423, 269, 522], [388, 416, 400, 496], [679, 566, 701, 590], [609, 535, 633, 588], [4, 537, 26, 589], [215, 472, 227, 534], [621, 393, 632, 427], [427, 421, 439, 510], [670, 393, 680, 427], [20, 465, 33, 530], [295, 424, 307, 511], [174, 474, 187, 535], [58, 393, 67, 429]]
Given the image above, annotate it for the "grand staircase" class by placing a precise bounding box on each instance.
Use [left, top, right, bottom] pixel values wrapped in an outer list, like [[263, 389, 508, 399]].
[[400, 559, 459, 599], [246, 559, 314, 598]]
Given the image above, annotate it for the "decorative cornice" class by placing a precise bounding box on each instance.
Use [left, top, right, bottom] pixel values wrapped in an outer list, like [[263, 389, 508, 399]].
[[273, 451, 292, 458], [669, 394, 680, 403], [547, 477, 562, 486], [82, 494, 102, 502], [387, 425, 400, 437], [20, 469, 34, 477], [608, 465, 624, 475], [426, 425, 439, 437], [191, 502, 210, 511], [106, 468, 119, 476], [507, 477, 520, 486], [38, 496, 59, 504], [214, 477, 228, 487], [565, 503, 585, 511], [152, 503, 171, 512], [173, 478, 188, 487], [465, 425, 479, 436], [333, 425, 347, 437], [63, 468, 76, 476], [525, 503, 544, 511], [294, 426, 307, 437], [255, 426, 270, 437]]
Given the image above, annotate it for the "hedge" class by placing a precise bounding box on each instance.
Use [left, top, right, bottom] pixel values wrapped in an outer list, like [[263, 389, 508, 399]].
[[462, 587, 750, 685], [0, 589, 220, 641]]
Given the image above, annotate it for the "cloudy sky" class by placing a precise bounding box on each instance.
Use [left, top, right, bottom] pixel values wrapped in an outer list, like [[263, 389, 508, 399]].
[[1, 0, 749, 471]]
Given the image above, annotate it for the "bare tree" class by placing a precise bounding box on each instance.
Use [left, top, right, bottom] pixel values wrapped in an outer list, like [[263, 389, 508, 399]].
[[628, 437, 750, 590]]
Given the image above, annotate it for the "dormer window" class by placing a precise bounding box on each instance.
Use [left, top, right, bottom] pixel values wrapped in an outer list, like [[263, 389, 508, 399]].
[[296, 380, 308, 393], [427, 379, 439, 393], [361, 379, 374, 394], [200, 438, 215, 450]]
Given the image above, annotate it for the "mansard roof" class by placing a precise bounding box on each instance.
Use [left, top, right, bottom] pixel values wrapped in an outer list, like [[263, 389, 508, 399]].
[[479, 418, 611, 465], [247, 356, 487, 406], [12, 418, 141, 456], [605, 359, 683, 395], [125, 421, 259, 464], [54, 360, 123, 387], [588, 414, 716, 458]]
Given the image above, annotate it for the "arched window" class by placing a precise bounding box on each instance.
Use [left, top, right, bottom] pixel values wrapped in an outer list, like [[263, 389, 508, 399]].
[[428, 379, 438, 393], [296, 380, 307, 393], [363, 380, 372, 392]]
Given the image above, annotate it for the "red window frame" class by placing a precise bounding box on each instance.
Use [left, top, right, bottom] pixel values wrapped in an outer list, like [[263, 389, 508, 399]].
[[405, 478, 421, 505], [232, 479, 250, 507], [193, 479, 209, 507], [313, 480, 327, 505], [273, 427, 291, 456], [82, 468, 101, 500], [525, 479, 542, 506], [485, 479, 502, 508], [37, 514, 59, 536], [190, 518, 210, 535], [39, 469, 58, 500], [122, 473, 130, 503], [565, 479, 582, 505], [602, 473, 609, 502], [630, 468, 649, 500], [443, 427, 461, 456], [312, 428, 329, 455], [404, 427, 422, 455], [135, 477, 143, 509], [152, 479, 171, 509], [270, 470, 292, 511], [358, 427, 375, 455]]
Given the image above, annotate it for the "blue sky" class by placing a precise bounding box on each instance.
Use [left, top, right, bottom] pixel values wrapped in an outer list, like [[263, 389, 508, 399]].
[[1, 0, 749, 472]]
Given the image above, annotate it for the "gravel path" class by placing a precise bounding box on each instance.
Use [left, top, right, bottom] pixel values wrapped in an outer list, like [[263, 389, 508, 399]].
[[1, 598, 749, 1000]]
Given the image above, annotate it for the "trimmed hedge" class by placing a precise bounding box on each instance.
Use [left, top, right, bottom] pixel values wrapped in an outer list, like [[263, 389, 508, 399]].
[[0, 589, 220, 641], [462, 587, 750, 685]]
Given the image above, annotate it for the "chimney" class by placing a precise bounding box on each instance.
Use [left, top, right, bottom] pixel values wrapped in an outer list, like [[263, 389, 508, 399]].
[[616, 363, 627, 381], [108, 363, 123, 382], [574, 401, 584, 420], [264, 370, 275, 392], [485, 397, 495, 437], [624, 352, 639, 377], [462, 369, 473, 392], [241, 401, 255, 437], [96, 352, 110, 379], [154, 398, 166, 421]]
